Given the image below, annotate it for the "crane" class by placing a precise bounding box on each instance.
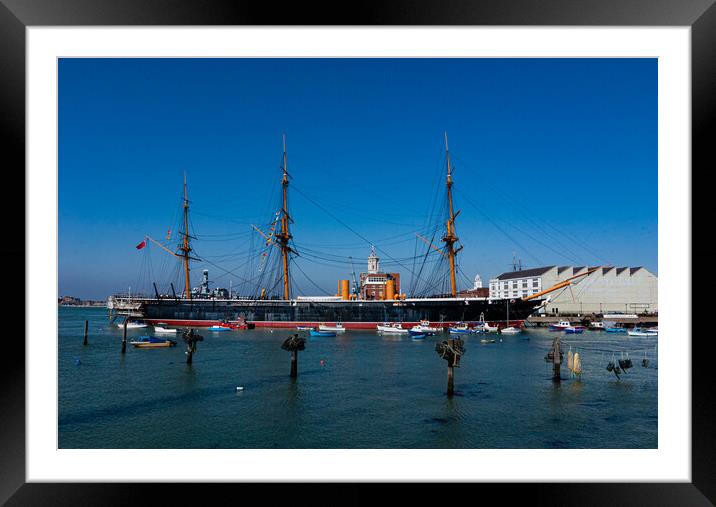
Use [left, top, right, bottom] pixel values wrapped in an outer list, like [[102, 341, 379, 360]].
[[348, 256, 359, 297]]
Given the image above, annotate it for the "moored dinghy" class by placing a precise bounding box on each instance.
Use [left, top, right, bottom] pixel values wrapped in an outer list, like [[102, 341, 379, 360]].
[[310, 329, 336, 337], [376, 323, 409, 334], [130, 336, 177, 348], [154, 326, 178, 334], [117, 320, 148, 329], [564, 326, 585, 334], [449, 322, 471, 334], [549, 320, 573, 331], [319, 323, 346, 333], [207, 324, 233, 332], [410, 325, 435, 336], [416, 320, 440, 333], [627, 327, 658, 337]]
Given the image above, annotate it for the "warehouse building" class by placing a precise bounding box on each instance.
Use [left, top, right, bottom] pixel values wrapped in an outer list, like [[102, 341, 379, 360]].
[[488, 265, 658, 315]]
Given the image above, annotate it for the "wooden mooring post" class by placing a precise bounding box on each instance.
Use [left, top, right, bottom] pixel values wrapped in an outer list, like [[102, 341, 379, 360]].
[[121, 318, 127, 354], [447, 363, 455, 396], [552, 335, 561, 382], [182, 329, 204, 364], [282, 334, 306, 378], [83, 320, 89, 346], [435, 337, 465, 397]]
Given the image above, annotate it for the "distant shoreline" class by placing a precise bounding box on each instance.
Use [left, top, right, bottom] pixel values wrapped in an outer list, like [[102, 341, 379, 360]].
[[58, 302, 106, 307]]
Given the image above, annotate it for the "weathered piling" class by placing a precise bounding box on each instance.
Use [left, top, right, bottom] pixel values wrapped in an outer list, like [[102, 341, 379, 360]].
[[281, 334, 306, 378], [552, 335, 561, 382], [435, 338, 465, 396], [121, 318, 127, 354], [83, 320, 89, 346], [182, 329, 204, 364]]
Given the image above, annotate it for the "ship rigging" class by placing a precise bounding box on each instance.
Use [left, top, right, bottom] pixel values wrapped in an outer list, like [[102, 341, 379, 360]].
[[108, 134, 593, 329]]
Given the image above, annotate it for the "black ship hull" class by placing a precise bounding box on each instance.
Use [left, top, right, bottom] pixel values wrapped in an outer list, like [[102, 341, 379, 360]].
[[124, 297, 545, 329]]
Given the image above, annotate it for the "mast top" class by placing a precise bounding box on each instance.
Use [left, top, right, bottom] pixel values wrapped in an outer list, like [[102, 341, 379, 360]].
[[442, 132, 459, 297]]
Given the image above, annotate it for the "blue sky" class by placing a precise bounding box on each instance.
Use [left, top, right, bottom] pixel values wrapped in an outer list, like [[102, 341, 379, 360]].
[[59, 58, 657, 299]]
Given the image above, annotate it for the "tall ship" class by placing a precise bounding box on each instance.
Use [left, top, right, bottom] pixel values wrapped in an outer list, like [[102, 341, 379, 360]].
[[108, 134, 589, 329]]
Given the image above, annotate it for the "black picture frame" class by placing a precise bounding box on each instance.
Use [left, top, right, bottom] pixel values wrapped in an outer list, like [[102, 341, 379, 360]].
[[3, 0, 713, 504]]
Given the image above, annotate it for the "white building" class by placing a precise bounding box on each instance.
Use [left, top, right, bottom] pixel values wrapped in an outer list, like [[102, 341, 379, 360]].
[[489, 265, 658, 315]]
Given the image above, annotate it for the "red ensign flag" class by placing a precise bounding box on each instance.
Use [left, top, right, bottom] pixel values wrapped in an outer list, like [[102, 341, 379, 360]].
[[136, 240, 147, 250]]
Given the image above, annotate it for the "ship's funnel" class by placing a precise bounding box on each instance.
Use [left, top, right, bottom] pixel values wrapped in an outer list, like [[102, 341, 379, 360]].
[[341, 279, 350, 300], [386, 279, 396, 300]]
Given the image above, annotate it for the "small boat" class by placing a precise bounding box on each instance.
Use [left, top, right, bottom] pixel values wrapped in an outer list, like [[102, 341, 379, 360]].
[[154, 326, 178, 334], [627, 327, 658, 337], [449, 322, 471, 334], [416, 320, 440, 333], [605, 326, 626, 333], [296, 326, 313, 331], [411, 333, 428, 340], [117, 320, 148, 329], [474, 313, 499, 333], [310, 330, 336, 337], [474, 322, 498, 333], [319, 323, 346, 333], [376, 323, 409, 334], [409, 326, 435, 336], [207, 324, 233, 332], [549, 320, 573, 331], [589, 321, 605, 330], [500, 326, 522, 335], [564, 326, 585, 334], [130, 336, 177, 348]]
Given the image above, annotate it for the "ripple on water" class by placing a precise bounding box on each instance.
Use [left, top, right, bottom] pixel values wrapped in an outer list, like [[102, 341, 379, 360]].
[[58, 308, 658, 449]]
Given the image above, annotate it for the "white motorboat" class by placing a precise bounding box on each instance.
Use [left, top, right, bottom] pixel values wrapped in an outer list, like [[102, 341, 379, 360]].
[[549, 320, 573, 331], [319, 323, 346, 333], [474, 321, 498, 333], [416, 320, 440, 333], [376, 323, 409, 334], [474, 312, 498, 332], [117, 320, 148, 329], [627, 327, 658, 337], [154, 326, 178, 334], [449, 322, 471, 334]]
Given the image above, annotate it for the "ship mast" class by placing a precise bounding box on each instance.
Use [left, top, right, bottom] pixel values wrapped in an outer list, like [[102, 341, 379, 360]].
[[276, 134, 292, 300], [442, 132, 461, 297], [180, 172, 192, 299]]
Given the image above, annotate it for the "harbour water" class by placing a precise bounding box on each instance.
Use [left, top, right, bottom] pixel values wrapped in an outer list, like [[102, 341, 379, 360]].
[[59, 307, 657, 448]]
